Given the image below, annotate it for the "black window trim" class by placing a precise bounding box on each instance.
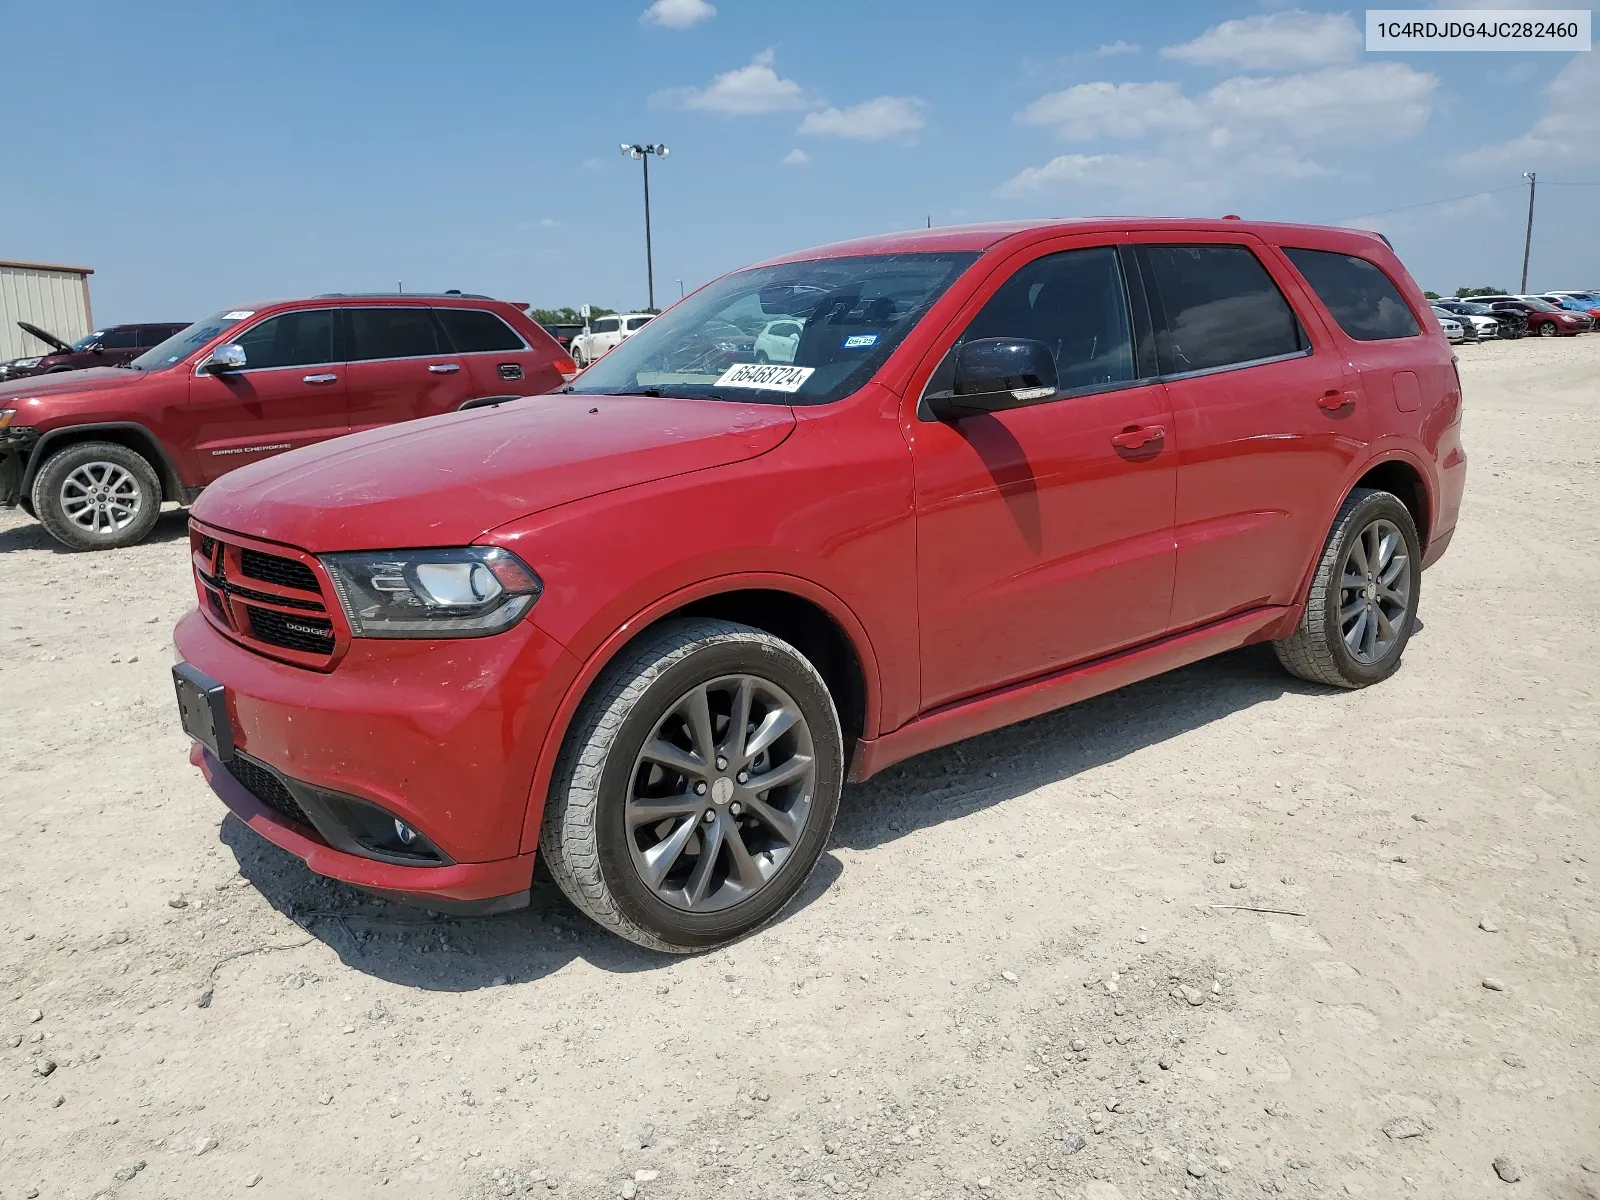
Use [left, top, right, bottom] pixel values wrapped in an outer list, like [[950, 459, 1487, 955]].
[[916, 240, 1151, 421], [1134, 241, 1315, 385], [1279, 245, 1424, 343], [192, 306, 346, 377], [430, 306, 531, 355]]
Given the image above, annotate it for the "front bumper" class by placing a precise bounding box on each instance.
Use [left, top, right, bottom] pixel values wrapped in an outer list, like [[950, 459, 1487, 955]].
[[175, 604, 582, 907]]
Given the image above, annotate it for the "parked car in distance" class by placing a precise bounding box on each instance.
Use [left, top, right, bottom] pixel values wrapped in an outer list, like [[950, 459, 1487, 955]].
[[1472, 296, 1589, 336], [1539, 294, 1600, 324], [1, 294, 576, 550], [569, 313, 653, 367], [1430, 304, 1495, 340], [753, 318, 804, 362], [0, 321, 188, 381], [539, 322, 584, 351], [1434, 300, 1517, 338], [172, 217, 1465, 952], [1432, 310, 1468, 343]]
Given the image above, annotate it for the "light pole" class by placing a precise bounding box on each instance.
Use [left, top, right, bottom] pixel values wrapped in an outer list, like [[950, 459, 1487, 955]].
[[1519, 171, 1537, 294], [621, 142, 669, 311]]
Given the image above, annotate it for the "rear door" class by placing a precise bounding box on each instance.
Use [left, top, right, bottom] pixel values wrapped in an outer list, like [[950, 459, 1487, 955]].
[[432, 306, 558, 397], [188, 307, 348, 484], [343, 306, 472, 432], [1132, 236, 1367, 631]]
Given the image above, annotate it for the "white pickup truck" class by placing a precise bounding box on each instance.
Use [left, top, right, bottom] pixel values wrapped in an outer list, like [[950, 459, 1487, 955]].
[[569, 313, 654, 367]]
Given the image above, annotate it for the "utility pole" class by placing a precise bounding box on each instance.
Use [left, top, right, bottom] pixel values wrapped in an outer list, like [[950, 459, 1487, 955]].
[[1520, 171, 1537, 293], [621, 143, 669, 311]]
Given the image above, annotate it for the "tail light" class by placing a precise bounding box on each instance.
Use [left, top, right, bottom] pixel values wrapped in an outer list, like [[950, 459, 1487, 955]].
[[555, 356, 578, 382]]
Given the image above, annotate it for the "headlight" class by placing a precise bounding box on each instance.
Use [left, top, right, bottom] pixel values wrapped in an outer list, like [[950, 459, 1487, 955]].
[[321, 546, 542, 638], [11, 358, 42, 369], [0, 409, 14, 429]]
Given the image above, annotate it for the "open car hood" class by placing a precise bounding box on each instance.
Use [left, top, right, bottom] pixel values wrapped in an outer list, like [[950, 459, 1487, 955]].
[[17, 322, 72, 354]]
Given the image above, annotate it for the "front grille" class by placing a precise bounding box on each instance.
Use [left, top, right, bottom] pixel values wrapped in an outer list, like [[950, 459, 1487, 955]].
[[228, 754, 314, 828], [191, 521, 342, 669], [245, 608, 336, 655], [241, 548, 319, 592]]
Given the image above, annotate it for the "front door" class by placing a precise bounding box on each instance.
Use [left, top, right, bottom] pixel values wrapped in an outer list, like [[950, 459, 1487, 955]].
[[343, 306, 473, 433], [907, 240, 1178, 710], [1131, 238, 1368, 630], [188, 307, 348, 484]]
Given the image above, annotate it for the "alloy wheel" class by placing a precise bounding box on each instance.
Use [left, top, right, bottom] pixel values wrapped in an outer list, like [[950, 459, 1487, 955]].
[[59, 461, 142, 534], [1338, 518, 1411, 664], [626, 674, 817, 913]]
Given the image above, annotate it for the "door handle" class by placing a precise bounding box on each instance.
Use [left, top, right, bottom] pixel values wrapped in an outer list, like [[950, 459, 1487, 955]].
[[302, 373, 338, 384], [1111, 424, 1166, 451], [1317, 390, 1357, 411], [428, 363, 461, 374]]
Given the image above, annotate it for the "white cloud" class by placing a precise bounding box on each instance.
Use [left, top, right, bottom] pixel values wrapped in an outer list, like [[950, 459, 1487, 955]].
[[1161, 11, 1362, 70], [539, 218, 560, 228], [1460, 52, 1600, 168], [995, 146, 1325, 201], [640, 0, 715, 30], [782, 148, 809, 165], [1019, 64, 1435, 146], [799, 96, 927, 140], [669, 49, 808, 114], [1096, 40, 1141, 56], [1019, 81, 1202, 140]]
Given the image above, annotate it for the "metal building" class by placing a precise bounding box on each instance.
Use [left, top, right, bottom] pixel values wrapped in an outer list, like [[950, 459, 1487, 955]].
[[0, 260, 95, 362]]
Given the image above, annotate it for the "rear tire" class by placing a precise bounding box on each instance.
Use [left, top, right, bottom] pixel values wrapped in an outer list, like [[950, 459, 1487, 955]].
[[540, 618, 843, 953], [1273, 488, 1420, 689], [32, 441, 162, 551]]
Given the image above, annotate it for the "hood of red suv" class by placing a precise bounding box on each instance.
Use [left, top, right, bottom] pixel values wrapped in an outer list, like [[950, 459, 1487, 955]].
[[0, 366, 149, 403], [192, 394, 797, 552]]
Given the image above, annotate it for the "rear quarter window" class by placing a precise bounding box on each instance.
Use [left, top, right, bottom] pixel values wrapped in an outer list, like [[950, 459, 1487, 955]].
[[1282, 247, 1421, 341], [434, 308, 526, 353]]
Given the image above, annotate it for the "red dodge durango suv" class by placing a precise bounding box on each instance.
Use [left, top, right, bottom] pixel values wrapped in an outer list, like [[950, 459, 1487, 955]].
[[173, 219, 1466, 952], [0, 293, 575, 550]]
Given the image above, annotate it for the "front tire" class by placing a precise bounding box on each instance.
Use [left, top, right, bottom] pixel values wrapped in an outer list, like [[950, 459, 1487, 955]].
[[32, 441, 162, 551], [1538, 321, 1557, 337], [1273, 488, 1421, 689], [541, 619, 843, 952]]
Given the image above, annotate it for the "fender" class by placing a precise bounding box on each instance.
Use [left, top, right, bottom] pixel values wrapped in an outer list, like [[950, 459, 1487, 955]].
[[516, 570, 883, 855], [1277, 442, 1438, 634], [23, 421, 187, 502]]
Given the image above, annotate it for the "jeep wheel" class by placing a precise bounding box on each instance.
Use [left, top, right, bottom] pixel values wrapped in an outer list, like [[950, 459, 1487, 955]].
[[541, 619, 843, 952], [1538, 321, 1557, 337], [1273, 487, 1420, 688], [32, 441, 162, 551]]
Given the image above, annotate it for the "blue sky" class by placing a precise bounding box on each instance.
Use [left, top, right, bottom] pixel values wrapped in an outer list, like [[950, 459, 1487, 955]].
[[2, 0, 1596, 325]]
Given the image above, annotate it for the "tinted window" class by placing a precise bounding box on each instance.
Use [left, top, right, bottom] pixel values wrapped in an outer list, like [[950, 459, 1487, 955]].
[[950, 246, 1136, 396], [591, 317, 621, 334], [1282, 247, 1420, 341], [434, 308, 525, 353], [347, 308, 444, 361], [98, 328, 141, 350], [1141, 245, 1305, 374], [234, 310, 337, 370], [625, 316, 653, 331]]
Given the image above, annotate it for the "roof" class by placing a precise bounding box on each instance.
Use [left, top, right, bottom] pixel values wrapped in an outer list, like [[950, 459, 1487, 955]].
[[0, 259, 94, 275], [754, 217, 1391, 267]]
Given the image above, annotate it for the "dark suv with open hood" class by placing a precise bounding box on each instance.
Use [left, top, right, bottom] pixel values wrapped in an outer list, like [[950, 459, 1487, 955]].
[[0, 321, 187, 381]]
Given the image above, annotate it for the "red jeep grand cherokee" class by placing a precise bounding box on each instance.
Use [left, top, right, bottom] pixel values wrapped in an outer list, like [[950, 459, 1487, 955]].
[[173, 219, 1466, 951], [0, 293, 574, 551]]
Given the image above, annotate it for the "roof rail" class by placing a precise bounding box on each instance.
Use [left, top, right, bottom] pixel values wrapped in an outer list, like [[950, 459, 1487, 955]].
[[311, 290, 496, 299]]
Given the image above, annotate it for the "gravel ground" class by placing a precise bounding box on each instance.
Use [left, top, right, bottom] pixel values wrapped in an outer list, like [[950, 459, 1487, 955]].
[[1, 335, 1597, 1200]]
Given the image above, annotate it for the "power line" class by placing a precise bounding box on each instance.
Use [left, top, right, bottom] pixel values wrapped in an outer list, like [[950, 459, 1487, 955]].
[[1337, 185, 1521, 223]]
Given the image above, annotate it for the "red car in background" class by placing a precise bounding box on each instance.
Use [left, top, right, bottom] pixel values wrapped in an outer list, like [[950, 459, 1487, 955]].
[[0, 321, 188, 381], [0, 293, 575, 550], [172, 217, 1465, 953]]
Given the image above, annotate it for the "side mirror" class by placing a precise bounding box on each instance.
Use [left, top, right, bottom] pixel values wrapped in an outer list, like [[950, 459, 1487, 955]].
[[924, 338, 1058, 421], [89, 344, 105, 354], [203, 343, 247, 374]]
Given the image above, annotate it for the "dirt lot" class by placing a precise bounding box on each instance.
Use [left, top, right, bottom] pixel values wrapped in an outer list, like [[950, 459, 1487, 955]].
[[2, 335, 1597, 1200]]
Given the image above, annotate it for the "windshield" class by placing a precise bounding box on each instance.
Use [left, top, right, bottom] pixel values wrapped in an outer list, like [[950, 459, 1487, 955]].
[[69, 331, 107, 352], [1521, 298, 1561, 312], [128, 310, 252, 371], [568, 252, 979, 406]]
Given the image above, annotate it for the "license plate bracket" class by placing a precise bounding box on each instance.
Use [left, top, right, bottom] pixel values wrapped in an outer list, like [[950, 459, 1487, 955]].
[[173, 663, 234, 763]]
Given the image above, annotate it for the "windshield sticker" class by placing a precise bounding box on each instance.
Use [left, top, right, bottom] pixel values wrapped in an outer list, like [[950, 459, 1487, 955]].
[[222, 310, 255, 320], [714, 363, 816, 393], [842, 333, 879, 349]]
